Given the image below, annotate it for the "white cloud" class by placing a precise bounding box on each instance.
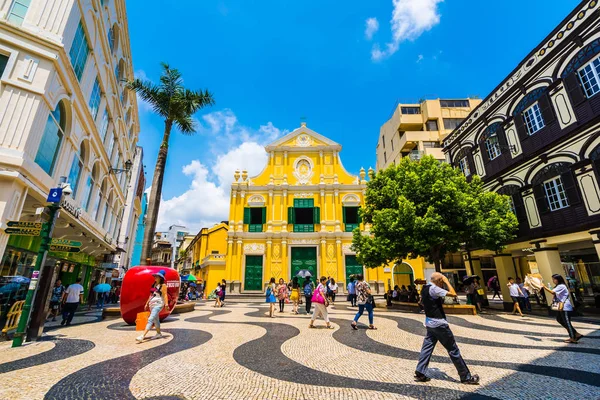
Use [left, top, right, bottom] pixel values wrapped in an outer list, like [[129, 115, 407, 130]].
[[416, 54, 424, 63], [155, 110, 288, 232], [364, 17, 379, 40], [370, 0, 443, 62]]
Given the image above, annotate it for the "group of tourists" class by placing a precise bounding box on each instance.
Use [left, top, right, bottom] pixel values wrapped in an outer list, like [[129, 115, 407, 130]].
[[131, 267, 584, 386], [263, 274, 377, 330]]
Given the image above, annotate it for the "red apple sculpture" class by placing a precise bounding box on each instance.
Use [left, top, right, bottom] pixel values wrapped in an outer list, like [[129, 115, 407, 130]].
[[120, 266, 180, 325]]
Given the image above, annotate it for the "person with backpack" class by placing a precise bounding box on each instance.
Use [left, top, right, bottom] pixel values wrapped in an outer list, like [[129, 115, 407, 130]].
[[415, 272, 479, 385], [266, 277, 277, 317], [303, 276, 314, 314]]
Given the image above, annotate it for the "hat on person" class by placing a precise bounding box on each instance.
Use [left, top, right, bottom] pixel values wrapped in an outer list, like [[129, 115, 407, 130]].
[[152, 270, 166, 280]]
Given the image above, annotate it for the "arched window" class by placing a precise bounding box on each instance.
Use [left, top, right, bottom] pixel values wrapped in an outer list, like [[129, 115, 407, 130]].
[[479, 122, 508, 163], [531, 163, 580, 214], [512, 87, 555, 140], [83, 163, 99, 211], [35, 101, 66, 175], [454, 147, 474, 177], [67, 142, 85, 198], [103, 192, 113, 229], [497, 185, 526, 222], [107, 24, 118, 54], [93, 179, 107, 221], [561, 39, 600, 107]]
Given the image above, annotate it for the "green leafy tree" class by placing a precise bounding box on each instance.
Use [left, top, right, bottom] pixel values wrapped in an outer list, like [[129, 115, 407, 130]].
[[127, 63, 214, 265], [352, 156, 518, 272]]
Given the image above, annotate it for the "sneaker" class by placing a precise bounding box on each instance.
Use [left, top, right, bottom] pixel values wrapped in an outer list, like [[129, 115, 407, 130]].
[[461, 375, 480, 385], [154, 333, 164, 339], [52, 317, 56, 322], [136, 335, 145, 343], [415, 372, 430, 382], [60, 320, 66, 326]]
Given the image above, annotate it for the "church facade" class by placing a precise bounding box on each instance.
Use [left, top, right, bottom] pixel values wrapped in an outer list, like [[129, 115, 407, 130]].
[[223, 123, 423, 294]]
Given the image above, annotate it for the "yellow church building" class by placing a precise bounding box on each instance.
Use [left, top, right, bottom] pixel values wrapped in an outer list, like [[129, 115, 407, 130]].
[[213, 123, 429, 295]]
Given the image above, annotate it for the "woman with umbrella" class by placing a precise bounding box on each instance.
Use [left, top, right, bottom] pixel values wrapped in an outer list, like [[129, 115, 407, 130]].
[[136, 270, 170, 343]]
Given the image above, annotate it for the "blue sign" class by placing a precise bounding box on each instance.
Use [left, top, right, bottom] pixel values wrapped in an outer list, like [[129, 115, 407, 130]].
[[47, 188, 62, 203]]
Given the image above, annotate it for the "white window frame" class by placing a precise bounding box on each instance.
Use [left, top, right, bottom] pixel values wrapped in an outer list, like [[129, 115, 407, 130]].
[[523, 102, 545, 135], [458, 156, 470, 177], [578, 57, 600, 98], [485, 135, 501, 160], [543, 177, 569, 211]]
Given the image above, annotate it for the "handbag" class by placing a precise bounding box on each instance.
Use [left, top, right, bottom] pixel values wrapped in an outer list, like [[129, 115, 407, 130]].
[[312, 288, 325, 304], [477, 288, 485, 296], [135, 311, 150, 331], [551, 301, 564, 311]]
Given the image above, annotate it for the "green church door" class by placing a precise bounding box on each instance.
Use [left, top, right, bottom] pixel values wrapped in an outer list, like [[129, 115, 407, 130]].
[[291, 247, 317, 284], [345, 255, 364, 285], [244, 255, 263, 291]]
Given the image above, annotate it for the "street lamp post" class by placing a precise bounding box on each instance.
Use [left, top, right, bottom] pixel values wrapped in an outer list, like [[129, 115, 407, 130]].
[[12, 184, 69, 347]]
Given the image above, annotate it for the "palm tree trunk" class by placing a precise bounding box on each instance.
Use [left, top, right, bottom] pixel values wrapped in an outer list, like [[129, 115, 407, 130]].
[[140, 119, 173, 265]]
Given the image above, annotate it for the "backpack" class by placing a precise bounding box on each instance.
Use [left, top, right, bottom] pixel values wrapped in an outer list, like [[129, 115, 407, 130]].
[[303, 283, 313, 296]]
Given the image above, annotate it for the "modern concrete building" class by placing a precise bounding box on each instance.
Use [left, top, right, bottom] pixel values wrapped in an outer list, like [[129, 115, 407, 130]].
[[376, 99, 482, 170], [443, 0, 600, 310], [0, 0, 140, 300], [130, 191, 147, 268], [151, 225, 188, 269]]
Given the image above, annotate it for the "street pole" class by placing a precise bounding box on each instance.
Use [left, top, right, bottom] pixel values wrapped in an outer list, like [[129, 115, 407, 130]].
[[12, 203, 60, 348]]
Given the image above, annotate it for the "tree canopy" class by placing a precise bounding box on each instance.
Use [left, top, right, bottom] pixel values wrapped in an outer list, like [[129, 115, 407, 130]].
[[352, 155, 518, 271]]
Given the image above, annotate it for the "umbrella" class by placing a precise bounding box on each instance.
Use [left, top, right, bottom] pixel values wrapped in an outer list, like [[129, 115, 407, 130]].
[[9, 276, 30, 284], [180, 274, 189, 281], [462, 275, 478, 285], [93, 283, 111, 293], [187, 275, 197, 282], [189, 282, 197, 287], [296, 270, 312, 278], [0, 282, 21, 293]]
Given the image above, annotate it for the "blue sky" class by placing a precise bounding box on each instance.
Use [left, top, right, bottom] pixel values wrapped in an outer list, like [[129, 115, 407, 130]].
[[126, 0, 580, 231]]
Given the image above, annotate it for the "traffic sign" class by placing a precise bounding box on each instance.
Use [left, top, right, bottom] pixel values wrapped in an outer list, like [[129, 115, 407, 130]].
[[50, 238, 82, 247], [47, 188, 63, 203], [7, 221, 42, 229], [49, 245, 81, 253], [5, 227, 41, 236]]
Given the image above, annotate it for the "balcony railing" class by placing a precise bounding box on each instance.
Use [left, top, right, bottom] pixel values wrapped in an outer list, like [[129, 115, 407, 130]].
[[408, 150, 424, 161]]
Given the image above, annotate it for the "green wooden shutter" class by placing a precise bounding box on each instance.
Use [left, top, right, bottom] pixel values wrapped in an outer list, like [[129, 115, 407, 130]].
[[288, 207, 295, 224], [313, 207, 320, 224], [261, 207, 267, 223], [342, 207, 347, 223], [357, 208, 362, 223], [243, 207, 251, 224]]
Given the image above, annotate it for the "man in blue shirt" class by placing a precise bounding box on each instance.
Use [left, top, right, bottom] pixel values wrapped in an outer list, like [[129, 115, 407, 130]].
[[415, 272, 479, 385], [347, 277, 357, 307]]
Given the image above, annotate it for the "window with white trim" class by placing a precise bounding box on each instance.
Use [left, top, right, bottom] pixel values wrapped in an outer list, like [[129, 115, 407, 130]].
[[89, 78, 101, 120], [543, 177, 569, 211], [523, 103, 544, 135], [578, 57, 600, 98], [458, 156, 470, 176], [69, 22, 90, 81], [7, 0, 31, 25], [485, 135, 501, 160], [100, 110, 109, 141]]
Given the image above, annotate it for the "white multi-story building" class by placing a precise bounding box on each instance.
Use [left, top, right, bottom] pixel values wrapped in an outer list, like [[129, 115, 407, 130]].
[[0, 0, 141, 295]]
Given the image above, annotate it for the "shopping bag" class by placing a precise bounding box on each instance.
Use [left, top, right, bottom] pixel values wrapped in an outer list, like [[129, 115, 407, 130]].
[[136, 311, 150, 331], [477, 288, 485, 296]]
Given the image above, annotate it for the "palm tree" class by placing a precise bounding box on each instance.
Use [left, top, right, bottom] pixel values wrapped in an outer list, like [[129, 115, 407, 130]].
[[127, 63, 214, 265]]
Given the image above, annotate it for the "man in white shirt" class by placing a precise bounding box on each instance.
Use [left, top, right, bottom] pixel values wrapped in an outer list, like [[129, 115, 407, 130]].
[[507, 277, 524, 317], [61, 277, 84, 326], [415, 272, 479, 385]]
